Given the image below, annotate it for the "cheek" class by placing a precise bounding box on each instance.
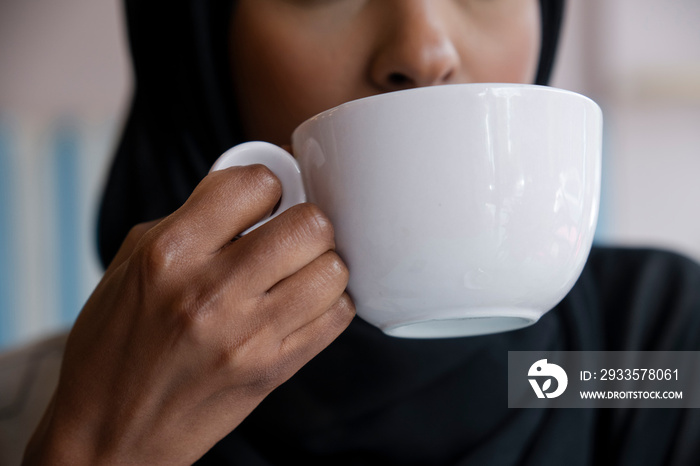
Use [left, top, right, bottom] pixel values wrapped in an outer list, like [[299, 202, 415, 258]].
[[230, 9, 360, 144], [478, 31, 540, 83], [456, 0, 541, 83]]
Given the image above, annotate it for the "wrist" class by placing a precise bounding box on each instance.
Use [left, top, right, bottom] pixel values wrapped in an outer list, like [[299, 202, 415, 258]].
[[23, 398, 98, 466]]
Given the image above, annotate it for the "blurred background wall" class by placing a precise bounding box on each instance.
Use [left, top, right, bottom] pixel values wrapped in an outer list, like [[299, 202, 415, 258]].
[[0, 0, 130, 349], [0, 0, 699, 350], [552, 0, 700, 255]]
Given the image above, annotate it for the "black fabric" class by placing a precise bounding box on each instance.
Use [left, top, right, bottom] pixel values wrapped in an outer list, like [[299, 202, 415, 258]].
[[95, 1, 700, 464], [194, 247, 700, 465], [535, 0, 565, 86], [97, 0, 239, 266], [97, 0, 566, 268]]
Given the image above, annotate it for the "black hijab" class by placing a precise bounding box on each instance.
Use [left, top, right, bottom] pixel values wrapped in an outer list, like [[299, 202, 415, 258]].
[[97, 0, 565, 267]]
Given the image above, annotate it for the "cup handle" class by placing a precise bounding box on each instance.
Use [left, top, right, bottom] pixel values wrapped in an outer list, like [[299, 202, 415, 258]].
[[210, 141, 307, 235]]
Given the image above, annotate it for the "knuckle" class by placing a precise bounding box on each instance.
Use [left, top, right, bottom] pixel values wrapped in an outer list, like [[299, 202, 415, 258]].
[[132, 226, 186, 280], [120, 221, 157, 256], [210, 329, 254, 371], [322, 251, 350, 285], [294, 203, 334, 244], [219, 344, 288, 395], [200, 164, 281, 208], [171, 284, 220, 327], [328, 294, 356, 330], [241, 164, 282, 198], [125, 222, 151, 244]]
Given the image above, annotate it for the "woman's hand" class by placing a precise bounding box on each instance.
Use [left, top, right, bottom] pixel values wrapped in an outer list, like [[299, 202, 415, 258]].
[[23, 165, 355, 465]]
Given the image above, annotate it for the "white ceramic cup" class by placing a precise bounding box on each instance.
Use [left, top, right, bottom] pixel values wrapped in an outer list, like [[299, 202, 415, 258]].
[[211, 83, 602, 339]]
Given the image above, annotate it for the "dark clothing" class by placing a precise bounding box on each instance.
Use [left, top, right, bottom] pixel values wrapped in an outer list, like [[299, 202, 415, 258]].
[[195, 247, 700, 465]]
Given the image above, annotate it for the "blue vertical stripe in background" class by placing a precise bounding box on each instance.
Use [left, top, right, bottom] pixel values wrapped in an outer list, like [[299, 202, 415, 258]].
[[0, 117, 17, 348], [52, 122, 83, 327]]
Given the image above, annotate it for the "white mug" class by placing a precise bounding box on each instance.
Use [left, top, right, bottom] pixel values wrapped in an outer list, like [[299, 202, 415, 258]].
[[211, 83, 603, 339]]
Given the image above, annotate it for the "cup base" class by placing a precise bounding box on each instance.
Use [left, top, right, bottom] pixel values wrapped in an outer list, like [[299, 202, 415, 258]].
[[381, 311, 541, 339]]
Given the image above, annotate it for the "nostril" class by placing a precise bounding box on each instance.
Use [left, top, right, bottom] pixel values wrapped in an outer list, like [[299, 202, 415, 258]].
[[442, 69, 455, 83], [388, 72, 412, 88]]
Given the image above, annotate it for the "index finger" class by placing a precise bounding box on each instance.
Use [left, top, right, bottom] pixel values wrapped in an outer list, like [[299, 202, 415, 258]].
[[167, 164, 282, 254]]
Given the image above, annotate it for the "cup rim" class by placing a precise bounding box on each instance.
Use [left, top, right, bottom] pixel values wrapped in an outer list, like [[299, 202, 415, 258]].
[[292, 83, 601, 140]]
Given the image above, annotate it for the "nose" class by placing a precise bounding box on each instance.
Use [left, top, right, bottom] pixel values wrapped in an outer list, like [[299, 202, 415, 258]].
[[369, 1, 461, 92]]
